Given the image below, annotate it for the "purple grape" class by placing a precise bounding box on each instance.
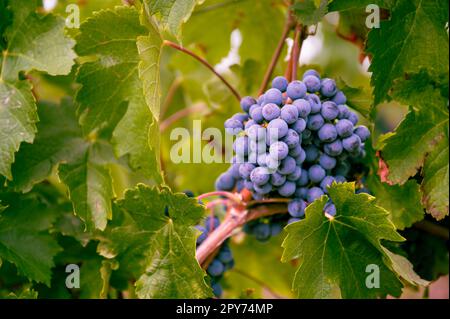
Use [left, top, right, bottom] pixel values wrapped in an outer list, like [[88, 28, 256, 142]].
[[337, 104, 350, 119], [240, 96, 256, 113], [318, 123, 338, 142], [254, 182, 272, 195], [250, 167, 270, 186], [320, 176, 336, 193], [348, 112, 359, 125], [224, 118, 244, 135], [296, 169, 309, 186], [293, 99, 311, 118], [335, 119, 354, 137], [303, 69, 321, 79], [253, 223, 271, 241], [257, 95, 265, 105], [354, 125, 370, 142], [286, 81, 307, 100], [239, 163, 255, 179], [256, 153, 268, 166], [278, 156, 297, 175], [282, 129, 300, 149], [243, 179, 254, 191], [280, 104, 299, 124], [232, 113, 249, 123], [288, 199, 306, 218], [335, 175, 346, 183], [278, 181, 296, 197], [295, 187, 309, 199], [266, 156, 280, 171], [269, 141, 289, 161], [342, 134, 361, 152], [272, 76, 288, 92], [262, 103, 281, 121], [205, 216, 220, 231], [321, 101, 339, 121], [294, 148, 306, 165], [324, 139, 343, 156], [324, 202, 337, 216], [287, 166, 302, 181], [307, 187, 324, 203], [308, 164, 326, 183], [267, 118, 289, 139], [319, 153, 337, 170], [303, 75, 321, 93], [289, 144, 302, 157], [249, 106, 264, 123], [228, 163, 241, 179], [247, 124, 266, 141], [207, 260, 225, 277], [215, 172, 235, 191], [233, 136, 249, 156], [244, 119, 256, 130], [264, 88, 283, 105], [270, 172, 286, 187], [320, 78, 337, 97], [307, 114, 325, 131], [332, 91, 347, 105], [306, 94, 321, 113], [291, 118, 307, 134], [195, 225, 208, 245]]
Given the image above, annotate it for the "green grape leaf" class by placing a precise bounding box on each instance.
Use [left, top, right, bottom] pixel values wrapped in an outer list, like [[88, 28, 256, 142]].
[[421, 135, 449, 220], [366, 0, 449, 105], [0, 193, 61, 285], [0, 1, 76, 180], [328, 0, 395, 11], [80, 258, 118, 299], [9, 98, 88, 192], [293, 0, 329, 26], [281, 182, 421, 299], [337, 79, 372, 118], [143, 0, 203, 40], [380, 99, 448, 185], [75, 7, 162, 182], [98, 184, 212, 298], [366, 176, 424, 230], [59, 146, 114, 231]]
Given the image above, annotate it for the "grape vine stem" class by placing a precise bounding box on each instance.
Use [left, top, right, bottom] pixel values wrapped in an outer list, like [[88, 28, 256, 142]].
[[257, 9, 296, 96], [163, 40, 241, 101], [196, 201, 288, 266]]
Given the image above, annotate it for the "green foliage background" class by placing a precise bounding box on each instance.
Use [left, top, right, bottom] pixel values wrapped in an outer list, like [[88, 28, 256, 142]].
[[0, 0, 448, 299]]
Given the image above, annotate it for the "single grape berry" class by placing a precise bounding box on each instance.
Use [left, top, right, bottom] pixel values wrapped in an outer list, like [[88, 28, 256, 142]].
[[207, 260, 225, 277], [224, 118, 244, 135], [335, 119, 354, 137], [289, 144, 302, 157], [305, 94, 321, 113], [272, 76, 288, 92], [253, 223, 271, 241], [319, 153, 337, 170], [324, 139, 343, 156], [264, 88, 283, 105], [348, 112, 359, 125], [318, 123, 338, 142], [307, 114, 325, 131], [281, 129, 300, 149], [254, 182, 272, 195], [295, 186, 309, 199], [303, 75, 321, 93], [320, 78, 337, 97], [296, 169, 309, 186], [286, 80, 307, 100], [249, 105, 264, 123], [250, 167, 270, 186], [278, 181, 296, 197], [262, 103, 281, 121], [269, 141, 289, 161], [291, 118, 307, 134], [305, 145, 320, 162], [287, 166, 302, 181], [215, 172, 235, 191], [307, 187, 324, 203], [354, 125, 370, 142], [233, 136, 249, 156], [240, 96, 256, 113], [270, 172, 286, 187], [267, 118, 289, 139], [293, 99, 311, 118], [280, 104, 299, 124], [288, 199, 306, 218], [303, 69, 321, 79], [308, 164, 326, 183], [278, 156, 297, 175], [232, 113, 249, 123], [342, 134, 362, 152], [332, 91, 347, 105], [320, 176, 336, 193], [239, 162, 255, 179], [321, 101, 339, 121], [337, 104, 350, 119]]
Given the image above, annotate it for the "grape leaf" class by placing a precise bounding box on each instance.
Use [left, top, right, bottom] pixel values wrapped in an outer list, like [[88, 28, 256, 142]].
[[0, 0, 76, 180], [80, 258, 118, 299], [366, 176, 424, 230], [9, 98, 88, 192], [97, 184, 212, 298], [0, 193, 61, 285], [143, 0, 203, 40], [59, 146, 114, 232], [337, 79, 372, 118], [328, 0, 395, 11], [293, 0, 329, 26], [75, 6, 162, 183], [421, 135, 449, 220], [281, 182, 419, 298], [366, 0, 449, 105]]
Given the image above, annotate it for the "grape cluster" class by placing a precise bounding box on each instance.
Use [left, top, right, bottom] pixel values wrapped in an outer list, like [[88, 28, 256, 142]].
[[196, 215, 235, 297], [216, 70, 370, 239]]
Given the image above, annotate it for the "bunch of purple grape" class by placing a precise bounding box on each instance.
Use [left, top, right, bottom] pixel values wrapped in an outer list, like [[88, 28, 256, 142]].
[[216, 70, 370, 238]]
